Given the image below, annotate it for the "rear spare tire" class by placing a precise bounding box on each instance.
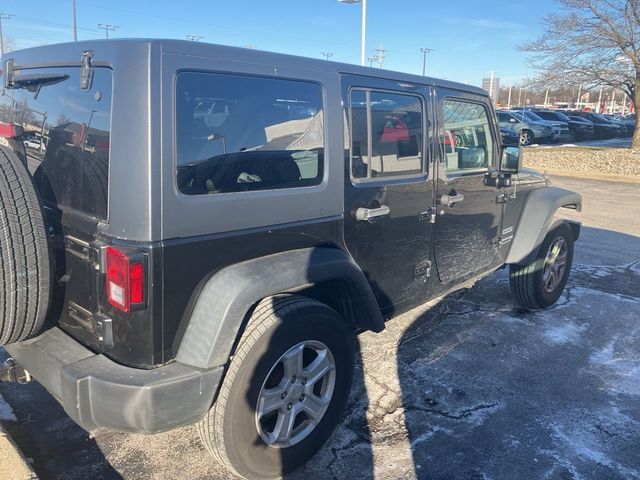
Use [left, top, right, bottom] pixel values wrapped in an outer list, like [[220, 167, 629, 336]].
[[0, 145, 50, 345]]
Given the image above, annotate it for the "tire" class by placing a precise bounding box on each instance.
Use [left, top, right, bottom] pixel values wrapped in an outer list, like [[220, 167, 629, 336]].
[[519, 129, 534, 146], [509, 223, 574, 309], [0, 146, 50, 346], [198, 295, 354, 480]]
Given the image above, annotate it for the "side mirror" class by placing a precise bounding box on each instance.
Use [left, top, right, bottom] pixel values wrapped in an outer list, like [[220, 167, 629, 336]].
[[500, 145, 522, 174]]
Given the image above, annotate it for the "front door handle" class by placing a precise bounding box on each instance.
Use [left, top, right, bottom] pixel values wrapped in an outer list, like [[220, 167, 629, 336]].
[[440, 193, 465, 207], [356, 205, 390, 222]]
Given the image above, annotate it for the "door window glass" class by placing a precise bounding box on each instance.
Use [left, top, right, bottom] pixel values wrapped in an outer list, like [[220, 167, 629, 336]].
[[176, 72, 324, 195], [349, 89, 424, 180], [441, 100, 494, 172]]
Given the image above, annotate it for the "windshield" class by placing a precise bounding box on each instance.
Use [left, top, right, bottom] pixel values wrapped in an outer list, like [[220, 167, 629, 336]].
[[0, 67, 112, 219]]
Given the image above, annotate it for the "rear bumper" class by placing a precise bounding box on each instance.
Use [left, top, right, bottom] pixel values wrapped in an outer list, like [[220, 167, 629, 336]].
[[5, 328, 223, 434]]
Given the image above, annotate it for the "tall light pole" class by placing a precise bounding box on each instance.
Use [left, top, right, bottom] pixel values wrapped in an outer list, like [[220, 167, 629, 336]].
[[321, 52, 334, 61], [420, 48, 433, 76], [186, 34, 203, 41], [72, 0, 77, 41], [98, 23, 119, 39], [0, 13, 14, 55], [507, 85, 512, 109], [339, 0, 366, 66]]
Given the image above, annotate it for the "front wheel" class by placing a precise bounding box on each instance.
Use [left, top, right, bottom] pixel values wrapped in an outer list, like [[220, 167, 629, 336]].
[[199, 295, 354, 480], [509, 223, 574, 309]]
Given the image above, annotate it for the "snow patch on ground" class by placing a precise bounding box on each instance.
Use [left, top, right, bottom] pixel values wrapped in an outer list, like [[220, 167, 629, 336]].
[[588, 340, 640, 396], [543, 321, 588, 345], [0, 393, 16, 422]]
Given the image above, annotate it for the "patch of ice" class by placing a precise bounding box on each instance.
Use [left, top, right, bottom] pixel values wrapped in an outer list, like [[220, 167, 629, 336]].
[[0, 393, 16, 421], [543, 322, 587, 345], [547, 422, 640, 478]]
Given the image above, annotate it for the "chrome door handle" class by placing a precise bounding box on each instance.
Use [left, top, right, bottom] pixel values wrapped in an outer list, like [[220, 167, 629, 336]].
[[440, 193, 465, 207], [356, 205, 390, 222]]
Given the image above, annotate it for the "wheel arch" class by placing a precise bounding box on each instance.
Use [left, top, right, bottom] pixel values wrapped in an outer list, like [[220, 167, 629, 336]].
[[506, 186, 582, 265], [176, 247, 384, 370]]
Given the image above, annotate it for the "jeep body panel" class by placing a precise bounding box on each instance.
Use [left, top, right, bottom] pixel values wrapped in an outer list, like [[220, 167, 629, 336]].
[[506, 186, 582, 264], [177, 247, 383, 370]]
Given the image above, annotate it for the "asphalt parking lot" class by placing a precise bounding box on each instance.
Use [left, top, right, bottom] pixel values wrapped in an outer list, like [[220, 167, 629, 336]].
[[1, 175, 639, 480]]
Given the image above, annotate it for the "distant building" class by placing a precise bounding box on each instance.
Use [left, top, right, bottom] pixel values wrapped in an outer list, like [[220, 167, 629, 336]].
[[482, 77, 500, 101]]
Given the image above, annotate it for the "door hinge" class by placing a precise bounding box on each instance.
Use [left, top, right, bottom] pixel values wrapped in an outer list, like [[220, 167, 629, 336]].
[[415, 260, 432, 279], [496, 191, 516, 204], [419, 208, 437, 224], [80, 50, 94, 91]]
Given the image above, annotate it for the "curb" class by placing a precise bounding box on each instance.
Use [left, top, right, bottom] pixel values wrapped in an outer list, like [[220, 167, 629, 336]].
[[0, 422, 38, 480]]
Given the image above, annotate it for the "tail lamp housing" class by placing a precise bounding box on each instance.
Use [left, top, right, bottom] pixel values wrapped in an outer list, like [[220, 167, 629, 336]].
[[106, 246, 146, 312]]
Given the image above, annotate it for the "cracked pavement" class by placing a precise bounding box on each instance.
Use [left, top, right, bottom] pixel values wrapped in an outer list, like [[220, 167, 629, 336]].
[[1, 175, 639, 480]]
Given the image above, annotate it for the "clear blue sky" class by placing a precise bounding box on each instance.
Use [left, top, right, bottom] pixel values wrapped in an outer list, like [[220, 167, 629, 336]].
[[2, 0, 559, 87]]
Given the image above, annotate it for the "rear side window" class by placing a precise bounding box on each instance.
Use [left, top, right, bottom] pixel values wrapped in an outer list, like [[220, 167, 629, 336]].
[[0, 67, 112, 219], [176, 72, 324, 195], [441, 99, 494, 172], [349, 89, 424, 181]]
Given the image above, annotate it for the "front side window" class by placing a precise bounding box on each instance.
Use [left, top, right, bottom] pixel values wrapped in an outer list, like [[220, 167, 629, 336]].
[[441, 100, 494, 172], [350, 89, 424, 181], [176, 73, 324, 195]]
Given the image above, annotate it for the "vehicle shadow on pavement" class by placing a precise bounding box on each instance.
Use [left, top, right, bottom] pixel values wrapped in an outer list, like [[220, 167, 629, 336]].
[[0, 349, 123, 480]]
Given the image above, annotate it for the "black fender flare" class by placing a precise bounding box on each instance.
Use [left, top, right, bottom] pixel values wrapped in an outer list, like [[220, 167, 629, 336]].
[[506, 186, 582, 265], [176, 247, 383, 369]]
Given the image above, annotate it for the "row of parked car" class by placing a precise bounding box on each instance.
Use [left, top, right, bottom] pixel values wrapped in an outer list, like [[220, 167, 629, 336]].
[[497, 108, 636, 146]]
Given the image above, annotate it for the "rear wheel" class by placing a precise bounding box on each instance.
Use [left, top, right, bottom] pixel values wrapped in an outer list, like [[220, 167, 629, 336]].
[[509, 223, 574, 309], [198, 295, 354, 480], [0, 146, 50, 346]]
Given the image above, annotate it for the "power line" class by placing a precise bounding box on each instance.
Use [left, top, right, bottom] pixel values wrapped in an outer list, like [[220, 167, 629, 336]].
[[420, 47, 433, 76], [374, 44, 385, 68], [97, 23, 119, 39], [321, 52, 334, 61], [0, 13, 14, 55], [186, 34, 204, 41]]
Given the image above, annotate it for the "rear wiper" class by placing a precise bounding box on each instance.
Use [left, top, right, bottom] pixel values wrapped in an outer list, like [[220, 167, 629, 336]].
[[6, 73, 69, 91]]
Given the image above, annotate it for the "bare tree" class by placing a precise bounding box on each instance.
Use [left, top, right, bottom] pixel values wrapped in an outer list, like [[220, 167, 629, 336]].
[[519, 0, 640, 148]]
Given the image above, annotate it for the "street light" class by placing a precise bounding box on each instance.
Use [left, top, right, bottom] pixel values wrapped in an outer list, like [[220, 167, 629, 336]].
[[419, 48, 433, 76], [339, 0, 366, 66]]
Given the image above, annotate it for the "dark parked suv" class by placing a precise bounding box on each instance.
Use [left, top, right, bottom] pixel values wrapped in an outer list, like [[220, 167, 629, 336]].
[[0, 40, 581, 479]]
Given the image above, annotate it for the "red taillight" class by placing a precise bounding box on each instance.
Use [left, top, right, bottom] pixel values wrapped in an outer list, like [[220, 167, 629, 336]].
[[106, 246, 145, 312], [0, 122, 17, 138]]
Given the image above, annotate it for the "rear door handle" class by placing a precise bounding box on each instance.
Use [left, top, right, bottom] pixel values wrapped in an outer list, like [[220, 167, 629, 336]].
[[356, 205, 390, 222], [440, 193, 465, 207]]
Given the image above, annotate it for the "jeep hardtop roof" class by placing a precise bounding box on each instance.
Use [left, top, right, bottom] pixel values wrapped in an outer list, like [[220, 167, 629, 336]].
[[2, 38, 486, 97]]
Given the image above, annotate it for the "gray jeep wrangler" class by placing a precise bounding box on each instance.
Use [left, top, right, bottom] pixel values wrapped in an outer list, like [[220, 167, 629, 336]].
[[0, 40, 581, 479]]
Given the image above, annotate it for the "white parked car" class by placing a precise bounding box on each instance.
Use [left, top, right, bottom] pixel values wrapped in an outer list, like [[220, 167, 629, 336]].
[[23, 138, 45, 151]]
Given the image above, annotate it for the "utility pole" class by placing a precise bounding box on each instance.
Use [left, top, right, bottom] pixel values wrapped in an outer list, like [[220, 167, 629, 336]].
[[544, 88, 549, 108], [507, 85, 512, 109], [97, 23, 119, 39], [597, 84, 604, 113], [576, 84, 582, 109], [420, 48, 433, 76], [0, 13, 14, 56], [72, 0, 77, 41], [321, 52, 334, 61], [488, 70, 495, 104], [186, 34, 203, 41], [517, 86, 522, 106], [367, 57, 375, 67], [374, 44, 385, 68]]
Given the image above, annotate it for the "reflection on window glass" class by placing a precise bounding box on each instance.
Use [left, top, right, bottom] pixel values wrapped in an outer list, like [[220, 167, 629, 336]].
[[441, 100, 493, 171], [176, 73, 324, 195], [350, 90, 423, 180], [0, 68, 112, 219]]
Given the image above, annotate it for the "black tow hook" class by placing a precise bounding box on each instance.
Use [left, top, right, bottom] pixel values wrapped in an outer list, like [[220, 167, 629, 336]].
[[0, 358, 32, 384]]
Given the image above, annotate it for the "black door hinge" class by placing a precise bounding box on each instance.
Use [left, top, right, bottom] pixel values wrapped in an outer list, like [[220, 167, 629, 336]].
[[419, 208, 437, 223], [415, 260, 432, 278]]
